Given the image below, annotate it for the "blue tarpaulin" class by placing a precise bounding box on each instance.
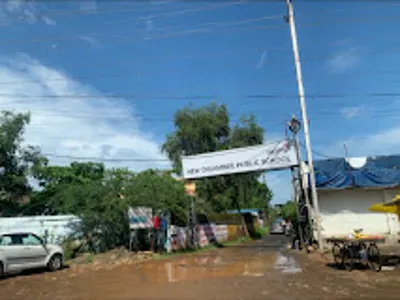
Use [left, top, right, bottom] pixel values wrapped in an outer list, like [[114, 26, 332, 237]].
[[312, 155, 400, 189]]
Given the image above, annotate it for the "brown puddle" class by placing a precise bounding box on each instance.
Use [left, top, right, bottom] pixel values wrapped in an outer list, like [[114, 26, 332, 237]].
[[122, 252, 280, 284]]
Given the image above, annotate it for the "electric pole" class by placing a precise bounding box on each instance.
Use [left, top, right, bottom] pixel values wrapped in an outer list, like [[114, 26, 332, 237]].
[[285, 0, 324, 253]]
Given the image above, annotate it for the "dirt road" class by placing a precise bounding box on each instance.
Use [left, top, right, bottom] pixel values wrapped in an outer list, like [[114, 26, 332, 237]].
[[1, 235, 400, 300]]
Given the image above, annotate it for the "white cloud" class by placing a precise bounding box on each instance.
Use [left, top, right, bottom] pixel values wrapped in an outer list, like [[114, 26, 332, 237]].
[[325, 46, 361, 74], [0, 54, 169, 171], [1, 0, 54, 26], [340, 105, 365, 119], [334, 126, 400, 158], [41, 15, 55, 26], [78, 35, 103, 49]]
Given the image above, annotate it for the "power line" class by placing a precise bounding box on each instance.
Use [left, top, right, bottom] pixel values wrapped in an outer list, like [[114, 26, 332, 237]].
[[43, 153, 169, 162], [3, 14, 399, 46], [246, 92, 400, 99], [1, 15, 284, 44], [3, 43, 400, 82], [1, 105, 399, 127], [8, 1, 211, 20], [13, 0, 397, 21], [2, 91, 400, 100], [299, 142, 333, 159], [43, 141, 334, 163], [107, 2, 247, 26], [2, 53, 400, 87]]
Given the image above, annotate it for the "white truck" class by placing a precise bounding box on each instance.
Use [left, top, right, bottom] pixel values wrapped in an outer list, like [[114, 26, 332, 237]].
[[0, 232, 64, 278]]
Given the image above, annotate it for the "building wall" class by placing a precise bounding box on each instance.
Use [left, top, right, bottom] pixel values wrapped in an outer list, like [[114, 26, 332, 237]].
[[318, 188, 400, 238], [0, 215, 80, 244]]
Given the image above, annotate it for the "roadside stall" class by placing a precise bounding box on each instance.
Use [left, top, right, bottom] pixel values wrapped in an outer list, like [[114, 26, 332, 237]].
[[327, 230, 385, 272], [327, 195, 400, 272], [128, 206, 154, 252]]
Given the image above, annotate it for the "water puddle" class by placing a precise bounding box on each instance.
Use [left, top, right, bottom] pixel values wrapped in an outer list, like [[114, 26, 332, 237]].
[[274, 253, 302, 274], [129, 253, 279, 284]]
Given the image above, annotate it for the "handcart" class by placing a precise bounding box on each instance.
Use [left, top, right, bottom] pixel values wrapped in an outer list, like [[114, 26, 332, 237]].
[[327, 233, 385, 272]]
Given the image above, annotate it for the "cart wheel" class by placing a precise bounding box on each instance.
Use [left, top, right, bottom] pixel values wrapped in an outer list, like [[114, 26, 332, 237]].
[[343, 246, 354, 272], [359, 242, 368, 268], [367, 243, 382, 272], [332, 243, 343, 267]]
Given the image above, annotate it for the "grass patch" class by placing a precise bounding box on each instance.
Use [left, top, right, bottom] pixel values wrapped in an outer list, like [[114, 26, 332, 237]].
[[66, 233, 259, 266], [250, 226, 270, 240]]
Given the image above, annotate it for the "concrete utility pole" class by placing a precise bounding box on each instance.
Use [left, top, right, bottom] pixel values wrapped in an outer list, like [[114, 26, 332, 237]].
[[285, 0, 324, 253]]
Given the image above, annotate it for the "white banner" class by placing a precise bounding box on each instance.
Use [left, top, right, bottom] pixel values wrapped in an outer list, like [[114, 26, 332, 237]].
[[182, 140, 298, 179]]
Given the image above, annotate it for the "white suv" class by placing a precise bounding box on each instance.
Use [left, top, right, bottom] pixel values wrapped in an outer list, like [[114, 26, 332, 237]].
[[0, 232, 64, 278]]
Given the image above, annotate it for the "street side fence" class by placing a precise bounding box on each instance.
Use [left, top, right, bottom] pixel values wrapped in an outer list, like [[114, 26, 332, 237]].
[[169, 224, 246, 251], [0, 215, 245, 252]]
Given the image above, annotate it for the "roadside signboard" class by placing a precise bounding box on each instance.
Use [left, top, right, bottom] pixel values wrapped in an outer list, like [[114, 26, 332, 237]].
[[128, 206, 153, 229]]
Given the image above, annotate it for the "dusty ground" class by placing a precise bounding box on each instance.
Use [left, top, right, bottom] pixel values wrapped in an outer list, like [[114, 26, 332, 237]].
[[1, 235, 400, 300]]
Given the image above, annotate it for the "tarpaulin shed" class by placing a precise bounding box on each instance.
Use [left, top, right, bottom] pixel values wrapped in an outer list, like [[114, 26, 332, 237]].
[[313, 155, 400, 189], [306, 156, 400, 238]]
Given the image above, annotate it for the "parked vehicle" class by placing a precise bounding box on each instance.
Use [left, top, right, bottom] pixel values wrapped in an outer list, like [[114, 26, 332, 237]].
[[269, 218, 285, 234], [0, 232, 64, 278]]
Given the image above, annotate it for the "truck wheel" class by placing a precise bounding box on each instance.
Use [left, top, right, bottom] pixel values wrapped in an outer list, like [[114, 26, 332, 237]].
[[48, 254, 63, 272]]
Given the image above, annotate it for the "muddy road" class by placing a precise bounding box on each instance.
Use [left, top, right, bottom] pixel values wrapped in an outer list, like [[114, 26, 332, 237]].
[[1, 235, 400, 300]]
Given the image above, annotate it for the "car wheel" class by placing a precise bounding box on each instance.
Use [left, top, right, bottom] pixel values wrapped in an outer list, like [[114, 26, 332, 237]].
[[0, 262, 4, 279], [48, 254, 63, 272]]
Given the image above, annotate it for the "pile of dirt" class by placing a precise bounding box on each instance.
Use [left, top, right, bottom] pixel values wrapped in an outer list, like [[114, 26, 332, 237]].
[[69, 248, 154, 271]]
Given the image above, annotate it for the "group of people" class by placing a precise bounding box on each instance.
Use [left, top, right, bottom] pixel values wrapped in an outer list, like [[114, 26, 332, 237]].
[[152, 212, 168, 253], [129, 211, 168, 253]]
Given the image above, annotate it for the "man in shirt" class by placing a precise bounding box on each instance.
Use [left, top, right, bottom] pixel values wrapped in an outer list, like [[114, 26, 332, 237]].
[[153, 214, 161, 252]]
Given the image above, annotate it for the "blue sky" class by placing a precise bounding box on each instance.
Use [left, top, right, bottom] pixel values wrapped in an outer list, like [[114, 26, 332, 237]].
[[1, 0, 400, 204]]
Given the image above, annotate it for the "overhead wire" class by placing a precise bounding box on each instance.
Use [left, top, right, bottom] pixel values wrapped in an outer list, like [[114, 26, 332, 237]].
[[3, 12, 400, 46], [1, 91, 400, 100], [0, 104, 399, 127], [0, 14, 285, 44], [10, 0, 205, 19], [107, 2, 247, 25], [40, 139, 335, 164], [41, 153, 169, 162], [299, 142, 334, 159]]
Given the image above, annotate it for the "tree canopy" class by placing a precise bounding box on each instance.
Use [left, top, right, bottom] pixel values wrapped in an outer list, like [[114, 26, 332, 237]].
[[0, 111, 44, 216], [162, 103, 273, 213], [0, 104, 274, 252]]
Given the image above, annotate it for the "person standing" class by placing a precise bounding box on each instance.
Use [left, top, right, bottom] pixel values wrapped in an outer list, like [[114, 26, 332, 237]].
[[160, 213, 168, 253], [153, 214, 161, 252]]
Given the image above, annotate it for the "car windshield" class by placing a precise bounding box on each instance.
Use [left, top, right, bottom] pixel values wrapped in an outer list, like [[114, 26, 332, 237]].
[[272, 220, 282, 227]]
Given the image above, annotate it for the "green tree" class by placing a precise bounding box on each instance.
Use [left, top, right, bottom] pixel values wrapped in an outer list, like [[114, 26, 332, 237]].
[[163, 103, 230, 174], [280, 201, 297, 220], [0, 111, 44, 216], [27, 162, 106, 215], [30, 163, 189, 252], [162, 103, 272, 213]]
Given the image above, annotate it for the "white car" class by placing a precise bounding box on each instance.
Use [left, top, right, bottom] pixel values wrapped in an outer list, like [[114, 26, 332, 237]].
[[270, 219, 285, 234], [0, 232, 64, 278]]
